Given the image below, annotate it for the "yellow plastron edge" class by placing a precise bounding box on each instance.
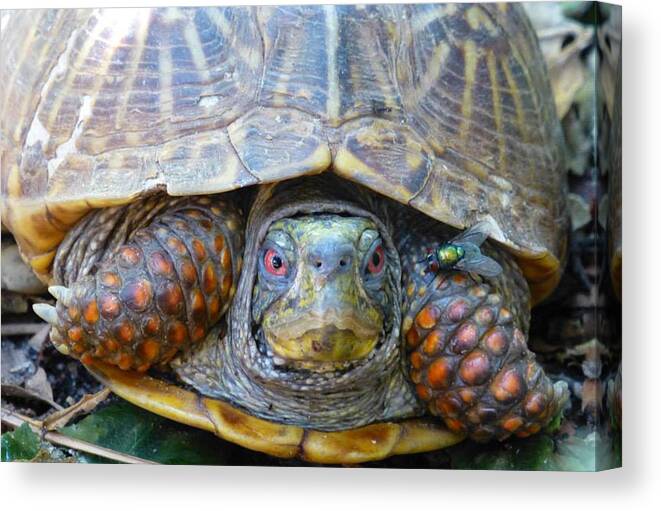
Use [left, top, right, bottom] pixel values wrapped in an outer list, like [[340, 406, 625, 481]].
[[88, 361, 465, 464]]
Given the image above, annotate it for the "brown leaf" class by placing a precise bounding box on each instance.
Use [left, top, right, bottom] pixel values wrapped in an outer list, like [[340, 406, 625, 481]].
[[24, 367, 54, 403], [1, 243, 47, 295], [1, 383, 62, 411]]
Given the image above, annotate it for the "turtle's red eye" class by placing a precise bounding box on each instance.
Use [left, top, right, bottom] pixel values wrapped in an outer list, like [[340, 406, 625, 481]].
[[264, 248, 287, 276], [366, 244, 385, 275]]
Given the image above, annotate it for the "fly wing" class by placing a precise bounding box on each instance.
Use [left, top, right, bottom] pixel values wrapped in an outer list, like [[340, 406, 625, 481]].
[[454, 243, 503, 277], [450, 221, 493, 247]]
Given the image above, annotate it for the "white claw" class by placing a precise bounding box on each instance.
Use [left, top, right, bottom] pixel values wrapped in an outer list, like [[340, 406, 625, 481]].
[[33, 303, 59, 325], [48, 285, 73, 306], [55, 343, 70, 355]]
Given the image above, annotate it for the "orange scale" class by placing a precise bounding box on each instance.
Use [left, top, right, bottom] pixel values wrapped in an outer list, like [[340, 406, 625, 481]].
[[490, 367, 524, 403], [103, 338, 119, 352], [116, 322, 135, 344], [501, 416, 524, 433], [149, 251, 175, 277], [458, 350, 491, 386], [203, 264, 218, 294], [444, 418, 466, 433], [183, 209, 203, 219], [68, 306, 80, 321], [137, 340, 160, 363], [99, 293, 121, 319], [72, 342, 87, 355], [427, 357, 454, 389], [157, 282, 184, 316], [191, 287, 206, 308], [83, 300, 99, 324], [198, 219, 213, 231], [523, 392, 547, 417], [117, 353, 134, 370], [207, 296, 221, 320], [484, 327, 508, 356], [415, 384, 432, 401], [220, 247, 231, 272], [180, 261, 198, 285], [474, 306, 495, 326], [422, 329, 445, 355], [167, 322, 189, 345], [438, 393, 464, 416], [143, 315, 161, 336], [450, 322, 479, 354], [214, 235, 225, 253], [415, 304, 440, 330], [221, 274, 232, 297], [119, 246, 141, 266], [445, 298, 471, 323], [405, 326, 420, 348], [167, 237, 188, 256], [68, 326, 83, 343], [191, 239, 207, 262], [120, 279, 153, 312], [100, 272, 122, 289], [191, 325, 206, 343]]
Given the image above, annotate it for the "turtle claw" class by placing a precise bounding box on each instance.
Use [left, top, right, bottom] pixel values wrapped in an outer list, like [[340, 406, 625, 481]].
[[54, 343, 71, 355], [48, 285, 73, 306], [33, 303, 59, 325]]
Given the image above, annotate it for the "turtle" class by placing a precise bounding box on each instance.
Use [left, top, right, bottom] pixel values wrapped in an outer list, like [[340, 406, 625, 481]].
[[1, 4, 570, 463]]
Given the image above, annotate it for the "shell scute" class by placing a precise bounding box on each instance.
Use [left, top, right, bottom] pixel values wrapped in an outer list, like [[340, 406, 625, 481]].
[[3, 5, 565, 299], [227, 108, 331, 182]]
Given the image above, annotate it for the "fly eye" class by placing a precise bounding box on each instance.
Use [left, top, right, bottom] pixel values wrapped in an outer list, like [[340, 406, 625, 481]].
[[264, 248, 287, 277], [426, 251, 439, 272], [366, 243, 385, 275]]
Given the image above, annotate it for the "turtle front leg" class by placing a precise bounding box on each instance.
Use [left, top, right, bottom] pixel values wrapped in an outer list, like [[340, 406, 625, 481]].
[[400, 233, 568, 442], [33, 195, 244, 372]]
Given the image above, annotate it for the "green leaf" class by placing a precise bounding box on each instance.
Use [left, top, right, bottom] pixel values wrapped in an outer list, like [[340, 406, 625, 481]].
[[449, 427, 605, 472], [60, 400, 231, 464], [1, 423, 41, 462], [450, 434, 555, 471]]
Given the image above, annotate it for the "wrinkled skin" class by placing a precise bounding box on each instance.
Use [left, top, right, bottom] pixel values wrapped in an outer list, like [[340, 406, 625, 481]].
[[253, 216, 388, 371], [37, 176, 567, 442]]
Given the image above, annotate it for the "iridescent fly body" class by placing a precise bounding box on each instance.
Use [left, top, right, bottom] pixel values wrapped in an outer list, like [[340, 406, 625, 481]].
[[425, 222, 503, 278]]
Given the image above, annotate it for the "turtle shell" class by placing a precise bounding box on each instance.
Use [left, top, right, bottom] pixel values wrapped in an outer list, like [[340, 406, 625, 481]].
[[1, 4, 566, 303]]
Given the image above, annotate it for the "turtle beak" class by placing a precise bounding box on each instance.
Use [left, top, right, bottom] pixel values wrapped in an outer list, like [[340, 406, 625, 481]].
[[261, 232, 383, 368]]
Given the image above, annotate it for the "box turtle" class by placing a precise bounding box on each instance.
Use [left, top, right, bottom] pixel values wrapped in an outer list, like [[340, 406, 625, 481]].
[[1, 5, 569, 463]]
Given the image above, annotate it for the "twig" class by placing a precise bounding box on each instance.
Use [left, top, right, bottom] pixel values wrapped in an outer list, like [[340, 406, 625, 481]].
[[1, 409, 158, 464], [43, 388, 111, 431], [2, 323, 47, 336]]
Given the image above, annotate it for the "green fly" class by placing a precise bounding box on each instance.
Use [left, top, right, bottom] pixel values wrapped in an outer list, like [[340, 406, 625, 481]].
[[424, 221, 503, 278]]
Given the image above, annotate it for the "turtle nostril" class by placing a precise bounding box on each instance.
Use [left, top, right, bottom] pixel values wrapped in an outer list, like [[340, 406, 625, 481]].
[[309, 245, 353, 273]]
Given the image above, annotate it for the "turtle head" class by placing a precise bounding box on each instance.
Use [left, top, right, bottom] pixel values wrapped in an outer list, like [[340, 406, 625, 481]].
[[252, 215, 389, 371]]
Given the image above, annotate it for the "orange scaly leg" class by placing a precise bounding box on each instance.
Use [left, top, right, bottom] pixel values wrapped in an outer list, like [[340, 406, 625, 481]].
[[400, 236, 568, 442], [34, 196, 244, 372]]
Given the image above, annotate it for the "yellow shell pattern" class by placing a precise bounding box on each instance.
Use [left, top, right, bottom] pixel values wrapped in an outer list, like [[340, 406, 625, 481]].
[[1, 4, 566, 303]]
